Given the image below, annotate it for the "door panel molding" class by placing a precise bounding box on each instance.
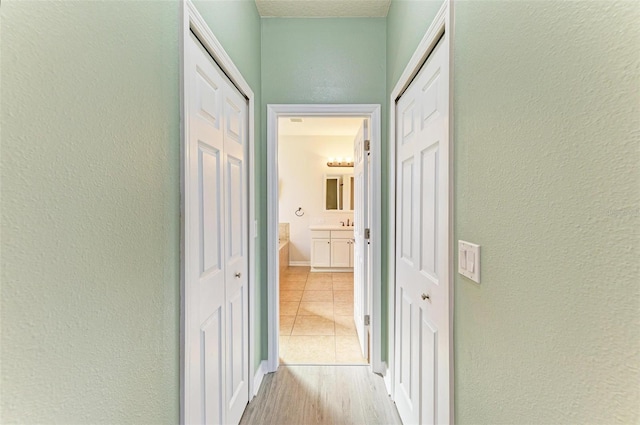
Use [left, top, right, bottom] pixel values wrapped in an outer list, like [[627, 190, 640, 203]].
[[387, 0, 454, 421], [266, 104, 383, 374], [181, 2, 257, 424]]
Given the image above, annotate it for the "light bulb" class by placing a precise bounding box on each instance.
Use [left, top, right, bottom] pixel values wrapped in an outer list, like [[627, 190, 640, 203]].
[[328, 157, 335, 163], [346, 157, 352, 163], [337, 157, 343, 163]]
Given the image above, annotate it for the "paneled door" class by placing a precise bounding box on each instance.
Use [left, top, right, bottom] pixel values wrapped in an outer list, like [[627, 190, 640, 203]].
[[185, 32, 249, 425], [353, 120, 369, 358], [222, 66, 249, 425], [394, 35, 451, 425]]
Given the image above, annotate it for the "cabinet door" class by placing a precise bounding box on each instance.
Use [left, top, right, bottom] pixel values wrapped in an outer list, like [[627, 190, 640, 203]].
[[331, 239, 352, 268], [311, 238, 331, 267]]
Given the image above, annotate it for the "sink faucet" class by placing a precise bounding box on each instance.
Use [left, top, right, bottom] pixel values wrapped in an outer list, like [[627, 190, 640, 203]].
[[346, 218, 350, 226], [340, 221, 345, 226]]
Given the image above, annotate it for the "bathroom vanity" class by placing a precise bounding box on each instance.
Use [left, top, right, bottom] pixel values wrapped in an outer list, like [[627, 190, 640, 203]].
[[309, 225, 354, 272]]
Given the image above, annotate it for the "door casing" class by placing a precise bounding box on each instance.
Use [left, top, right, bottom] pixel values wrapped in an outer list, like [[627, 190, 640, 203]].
[[266, 104, 383, 374], [387, 0, 455, 419], [180, 2, 257, 423]]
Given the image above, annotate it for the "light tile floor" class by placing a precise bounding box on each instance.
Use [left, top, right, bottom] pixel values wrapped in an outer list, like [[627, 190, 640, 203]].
[[279, 267, 367, 365]]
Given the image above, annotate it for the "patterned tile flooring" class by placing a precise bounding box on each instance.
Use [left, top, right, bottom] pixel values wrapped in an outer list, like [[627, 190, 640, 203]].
[[279, 267, 367, 365]]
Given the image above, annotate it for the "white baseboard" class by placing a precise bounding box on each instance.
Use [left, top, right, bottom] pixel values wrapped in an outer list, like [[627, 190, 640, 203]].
[[252, 360, 268, 398], [289, 260, 310, 266], [382, 362, 392, 395], [310, 267, 353, 273]]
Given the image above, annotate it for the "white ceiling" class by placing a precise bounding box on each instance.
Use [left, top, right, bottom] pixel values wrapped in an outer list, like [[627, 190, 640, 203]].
[[255, 0, 391, 18], [278, 116, 364, 136]]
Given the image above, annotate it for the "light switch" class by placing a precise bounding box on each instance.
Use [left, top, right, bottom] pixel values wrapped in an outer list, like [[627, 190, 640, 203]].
[[458, 240, 480, 283], [467, 251, 475, 272], [460, 246, 467, 269]]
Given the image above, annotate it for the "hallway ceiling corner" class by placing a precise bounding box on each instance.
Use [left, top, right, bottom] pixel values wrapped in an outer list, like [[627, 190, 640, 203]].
[[255, 0, 391, 18]]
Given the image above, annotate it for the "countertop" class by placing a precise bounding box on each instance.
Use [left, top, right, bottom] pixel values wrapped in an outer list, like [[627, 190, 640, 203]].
[[309, 225, 355, 231]]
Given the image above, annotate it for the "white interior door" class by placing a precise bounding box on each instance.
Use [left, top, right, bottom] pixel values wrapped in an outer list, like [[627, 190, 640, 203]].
[[222, 72, 249, 425], [394, 36, 450, 425], [353, 120, 369, 359], [185, 33, 249, 425]]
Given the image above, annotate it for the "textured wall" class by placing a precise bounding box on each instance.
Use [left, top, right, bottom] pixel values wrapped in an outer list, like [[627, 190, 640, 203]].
[[191, 0, 265, 372], [388, 0, 640, 422], [453, 1, 639, 422], [261, 18, 386, 105], [386, 0, 443, 91], [1, 2, 181, 423], [261, 16, 388, 358], [1, 0, 264, 422]]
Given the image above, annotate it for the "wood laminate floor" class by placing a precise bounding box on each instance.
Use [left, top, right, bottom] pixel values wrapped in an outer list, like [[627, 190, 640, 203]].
[[239, 366, 401, 425]]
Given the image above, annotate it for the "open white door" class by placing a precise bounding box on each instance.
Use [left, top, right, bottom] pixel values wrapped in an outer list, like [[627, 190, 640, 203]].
[[185, 32, 249, 425], [394, 34, 451, 424], [353, 120, 369, 359]]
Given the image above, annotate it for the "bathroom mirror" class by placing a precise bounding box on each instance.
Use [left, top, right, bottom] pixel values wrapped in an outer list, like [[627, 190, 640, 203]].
[[324, 174, 354, 211]]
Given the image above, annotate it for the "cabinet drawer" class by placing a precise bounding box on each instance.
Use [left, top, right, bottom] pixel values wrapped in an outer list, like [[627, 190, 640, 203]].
[[331, 230, 354, 239], [311, 230, 331, 238]]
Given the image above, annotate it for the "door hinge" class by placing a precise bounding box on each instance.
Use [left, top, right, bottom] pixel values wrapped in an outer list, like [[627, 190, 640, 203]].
[[364, 315, 370, 326], [364, 140, 370, 152], [364, 228, 370, 239]]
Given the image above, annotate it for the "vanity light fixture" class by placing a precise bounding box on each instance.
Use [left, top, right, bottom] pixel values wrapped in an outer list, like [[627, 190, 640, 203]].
[[327, 156, 354, 167]]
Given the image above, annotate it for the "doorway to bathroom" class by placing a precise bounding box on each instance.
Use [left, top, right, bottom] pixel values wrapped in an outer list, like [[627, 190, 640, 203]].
[[266, 105, 383, 374]]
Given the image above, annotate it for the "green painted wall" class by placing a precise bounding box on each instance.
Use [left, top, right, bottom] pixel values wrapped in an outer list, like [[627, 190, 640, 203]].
[[386, 0, 444, 91], [191, 0, 264, 373], [261, 17, 388, 358], [1, 0, 262, 422], [261, 18, 386, 105], [388, 0, 640, 422], [1, 2, 181, 423]]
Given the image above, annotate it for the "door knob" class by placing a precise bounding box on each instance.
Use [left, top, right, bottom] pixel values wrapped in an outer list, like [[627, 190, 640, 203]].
[[421, 293, 430, 301], [235, 272, 242, 278]]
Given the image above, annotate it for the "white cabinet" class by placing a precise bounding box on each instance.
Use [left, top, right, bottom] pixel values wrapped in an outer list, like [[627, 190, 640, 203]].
[[331, 239, 352, 267], [311, 229, 354, 271], [311, 237, 331, 267]]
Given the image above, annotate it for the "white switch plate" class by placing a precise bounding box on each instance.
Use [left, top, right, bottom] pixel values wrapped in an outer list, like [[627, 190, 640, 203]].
[[458, 240, 480, 283]]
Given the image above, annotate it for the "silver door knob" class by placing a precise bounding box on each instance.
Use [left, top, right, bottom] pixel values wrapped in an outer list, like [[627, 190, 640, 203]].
[[235, 272, 242, 278], [421, 293, 430, 301]]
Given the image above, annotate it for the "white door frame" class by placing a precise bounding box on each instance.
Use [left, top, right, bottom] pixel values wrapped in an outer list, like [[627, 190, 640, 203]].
[[387, 0, 454, 418], [266, 104, 383, 374], [180, 1, 257, 423]]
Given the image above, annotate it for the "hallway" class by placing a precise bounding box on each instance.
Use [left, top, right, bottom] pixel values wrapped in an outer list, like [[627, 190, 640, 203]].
[[3, 0, 638, 423], [239, 366, 401, 425]]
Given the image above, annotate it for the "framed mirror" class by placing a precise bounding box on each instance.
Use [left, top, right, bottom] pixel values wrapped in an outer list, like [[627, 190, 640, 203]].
[[324, 174, 354, 211]]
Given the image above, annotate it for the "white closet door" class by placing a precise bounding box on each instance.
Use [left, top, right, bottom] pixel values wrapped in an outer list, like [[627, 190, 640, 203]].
[[394, 35, 450, 425], [185, 32, 248, 425], [353, 120, 369, 359], [222, 75, 249, 425]]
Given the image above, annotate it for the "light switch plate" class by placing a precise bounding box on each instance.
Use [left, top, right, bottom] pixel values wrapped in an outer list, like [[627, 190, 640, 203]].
[[458, 240, 480, 283]]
